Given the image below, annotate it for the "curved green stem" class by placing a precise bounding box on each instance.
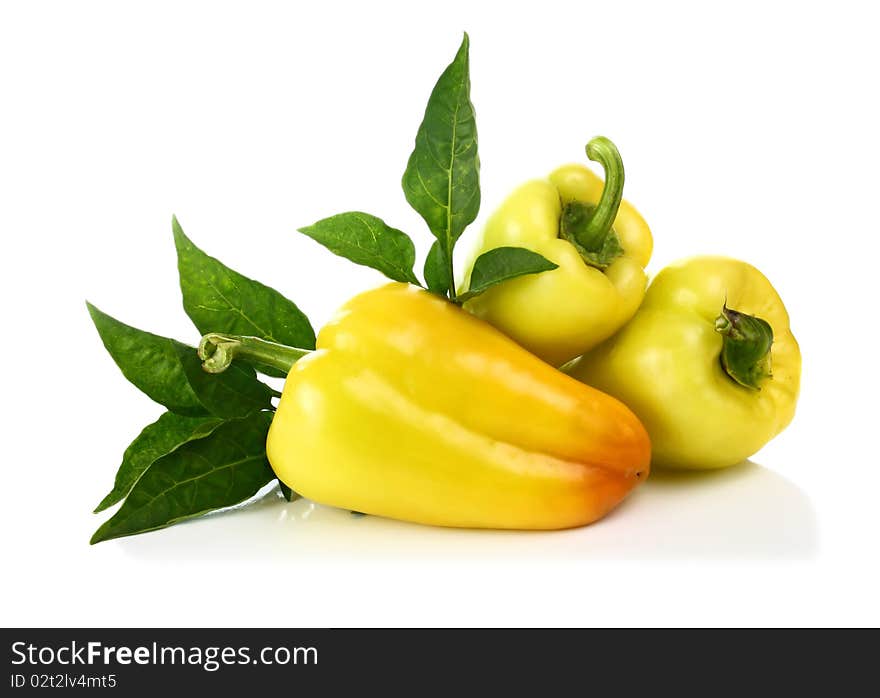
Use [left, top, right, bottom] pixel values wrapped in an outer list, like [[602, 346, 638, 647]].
[[581, 136, 625, 244], [198, 333, 311, 375], [714, 305, 774, 390], [558, 136, 626, 269]]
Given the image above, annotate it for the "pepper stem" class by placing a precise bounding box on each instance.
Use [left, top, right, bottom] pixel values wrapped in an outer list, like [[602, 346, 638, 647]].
[[714, 305, 774, 390], [198, 333, 310, 375], [558, 136, 626, 269], [582, 136, 625, 242]]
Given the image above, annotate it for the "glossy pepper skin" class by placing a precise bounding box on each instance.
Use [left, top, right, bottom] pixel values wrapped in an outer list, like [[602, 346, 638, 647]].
[[568, 256, 801, 470], [266, 283, 650, 529], [461, 137, 653, 367]]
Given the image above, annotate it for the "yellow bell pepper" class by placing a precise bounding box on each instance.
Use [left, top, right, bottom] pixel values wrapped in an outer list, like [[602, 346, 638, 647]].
[[461, 137, 653, 366], [200, 283, 651, 529], [568, 256, 801, 470]]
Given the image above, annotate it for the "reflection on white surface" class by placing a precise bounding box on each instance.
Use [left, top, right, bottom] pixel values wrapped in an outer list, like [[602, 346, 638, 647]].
[[119, 460, 816, 561]]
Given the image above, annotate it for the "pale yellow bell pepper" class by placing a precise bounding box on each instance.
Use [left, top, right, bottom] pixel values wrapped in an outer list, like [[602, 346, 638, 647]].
[[461, 137, 653, 366]]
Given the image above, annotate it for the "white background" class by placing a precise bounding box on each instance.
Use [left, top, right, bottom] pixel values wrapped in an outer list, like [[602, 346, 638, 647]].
[[2, 0, 878, 626]]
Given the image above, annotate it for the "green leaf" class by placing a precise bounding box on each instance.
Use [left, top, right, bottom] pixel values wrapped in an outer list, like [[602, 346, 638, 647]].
[[87, 303, 208, 416], [94, 412, 222, 513], [402, 33, 480, 299], [423, 240, 452, 297], [298, 212, 419, 285], [88, 303, 273, 418], [91, 412, 276, 544], [174, 343, 273, 419], [173, 217, 315, 377], [457, 247, 558, 303]]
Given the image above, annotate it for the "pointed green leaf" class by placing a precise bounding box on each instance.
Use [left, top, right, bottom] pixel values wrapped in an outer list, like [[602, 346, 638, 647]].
[[423, 240, 452, 297], [402, 33, 480, 298], [173, 217, 315, 377], [298, 212, 419, 285], [91, 412, 275, 544], [87, 303, 208, 416], [457, 247, 558, 303], [88, 303, 273, 418], [94, 412, 222, 513]]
